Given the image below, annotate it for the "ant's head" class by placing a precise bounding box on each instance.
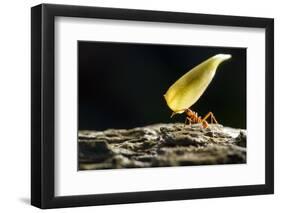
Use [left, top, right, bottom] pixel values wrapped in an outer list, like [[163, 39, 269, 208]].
[[185, 109, 193, 116]]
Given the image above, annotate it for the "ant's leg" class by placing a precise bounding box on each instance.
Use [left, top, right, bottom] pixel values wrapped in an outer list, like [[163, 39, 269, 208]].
[[210, 112, 218, 124], [202, 112, 211, 122], [170, 112, 177, 118], [184, 117, 192, 126], [202, 112, 218, 124]]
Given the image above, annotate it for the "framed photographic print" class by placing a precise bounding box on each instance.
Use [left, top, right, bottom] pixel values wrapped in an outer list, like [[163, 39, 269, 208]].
[[31, 3, 274, 209]]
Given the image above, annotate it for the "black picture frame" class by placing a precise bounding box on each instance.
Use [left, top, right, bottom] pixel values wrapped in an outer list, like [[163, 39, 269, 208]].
[[31, 3, 274, 209]]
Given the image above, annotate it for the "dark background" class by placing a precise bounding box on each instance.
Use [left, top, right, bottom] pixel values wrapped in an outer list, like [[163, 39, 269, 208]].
[[78, 41, 246, 130]]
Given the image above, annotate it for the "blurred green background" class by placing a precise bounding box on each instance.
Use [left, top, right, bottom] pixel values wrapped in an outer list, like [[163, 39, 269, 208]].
[[79, 41, 246, 130]]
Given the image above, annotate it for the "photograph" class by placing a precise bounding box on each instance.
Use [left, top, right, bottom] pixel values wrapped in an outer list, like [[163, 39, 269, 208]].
[[78, 41, 247, 170]]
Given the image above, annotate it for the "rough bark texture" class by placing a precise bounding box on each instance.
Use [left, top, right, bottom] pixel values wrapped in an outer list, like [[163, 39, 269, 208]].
[[79, 123, 246, 170]]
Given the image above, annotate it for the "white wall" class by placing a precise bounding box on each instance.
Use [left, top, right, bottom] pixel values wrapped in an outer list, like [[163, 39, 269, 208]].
[[0, 0, 279, 212]]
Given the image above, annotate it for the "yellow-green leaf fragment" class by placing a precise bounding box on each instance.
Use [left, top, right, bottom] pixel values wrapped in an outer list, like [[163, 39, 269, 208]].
[[164, 54, 232, 114]]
